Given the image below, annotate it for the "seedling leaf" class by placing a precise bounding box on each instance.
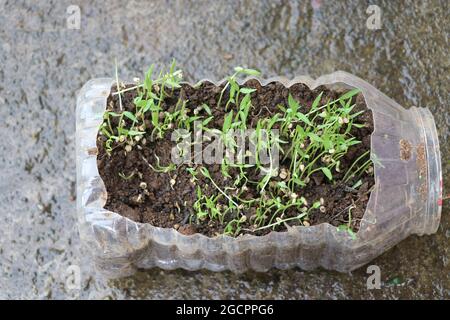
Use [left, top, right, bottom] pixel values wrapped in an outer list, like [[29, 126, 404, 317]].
[[123, 111, 137, 122], [240, 87, 256, 94], [321, 167, 333, 181]]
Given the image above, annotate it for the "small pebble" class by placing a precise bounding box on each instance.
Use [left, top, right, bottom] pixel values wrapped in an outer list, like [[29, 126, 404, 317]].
[[130, 194, 144, 204], [125, 145, 132, 152], [279, 168, 288, 180], [178, 224, 197, 235], [139, 182, 147, 189], [223, 53, 233, 60], [303, 221, 310, 227]]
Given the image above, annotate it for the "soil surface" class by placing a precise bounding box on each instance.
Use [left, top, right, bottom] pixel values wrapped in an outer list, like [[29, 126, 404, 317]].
[[97, 81, 374, 237]]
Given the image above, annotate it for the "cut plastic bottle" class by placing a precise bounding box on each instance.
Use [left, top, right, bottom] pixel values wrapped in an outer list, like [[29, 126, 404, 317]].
[[76, 72, 442, 277]]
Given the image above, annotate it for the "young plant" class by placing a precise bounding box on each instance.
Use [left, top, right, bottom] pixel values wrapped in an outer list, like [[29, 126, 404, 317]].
[[141, 154, 176, 173], [337, 205, 357, 240], [216, 66, 260, 110], [101, 62, 373, 238]]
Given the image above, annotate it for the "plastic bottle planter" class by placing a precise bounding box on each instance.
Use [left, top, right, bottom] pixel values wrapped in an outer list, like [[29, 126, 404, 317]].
[[76, 71, 442, 277]]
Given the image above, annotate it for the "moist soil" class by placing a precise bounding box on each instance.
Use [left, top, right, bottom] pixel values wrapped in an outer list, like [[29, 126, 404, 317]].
[[96, 80, 374, 237]]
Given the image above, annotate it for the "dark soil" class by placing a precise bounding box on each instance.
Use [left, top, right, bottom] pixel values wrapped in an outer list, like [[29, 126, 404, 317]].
[[96, 80, 374, 237]]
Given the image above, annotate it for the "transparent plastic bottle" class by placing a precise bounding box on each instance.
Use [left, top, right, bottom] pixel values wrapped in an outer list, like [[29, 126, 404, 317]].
[[76, 71, 442, 277]]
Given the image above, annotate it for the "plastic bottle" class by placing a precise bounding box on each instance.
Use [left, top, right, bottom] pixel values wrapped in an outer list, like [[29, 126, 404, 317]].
[[76, 72, 442, 277]]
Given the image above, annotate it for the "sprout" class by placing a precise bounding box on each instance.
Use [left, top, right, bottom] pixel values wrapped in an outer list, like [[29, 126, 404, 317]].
[[101, 62, 370, 237]]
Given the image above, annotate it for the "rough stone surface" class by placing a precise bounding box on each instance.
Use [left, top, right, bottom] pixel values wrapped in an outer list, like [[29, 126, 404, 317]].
[[0, 0, 448, 299]]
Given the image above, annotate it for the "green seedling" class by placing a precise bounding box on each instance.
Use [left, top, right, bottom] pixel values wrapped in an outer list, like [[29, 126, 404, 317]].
[[217, 66, 260, 110], [101, 62, 373, 237], [115, 58, 123, 111], [186, 167, 198, 182], [142, 154, 176, 173], [337, 205, 357, 240], [343, 150, 371, 183], [193, 186, 225, 223], [118, 171, 135, 180], [199, 167, 238, 208]]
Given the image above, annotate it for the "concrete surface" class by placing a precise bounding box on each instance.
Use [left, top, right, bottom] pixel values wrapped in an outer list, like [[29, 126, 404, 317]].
[[0, 0, 448, 299]]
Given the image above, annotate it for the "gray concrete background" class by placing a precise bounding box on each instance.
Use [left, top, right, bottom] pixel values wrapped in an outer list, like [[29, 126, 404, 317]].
[[0, 0, 448, 299]]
